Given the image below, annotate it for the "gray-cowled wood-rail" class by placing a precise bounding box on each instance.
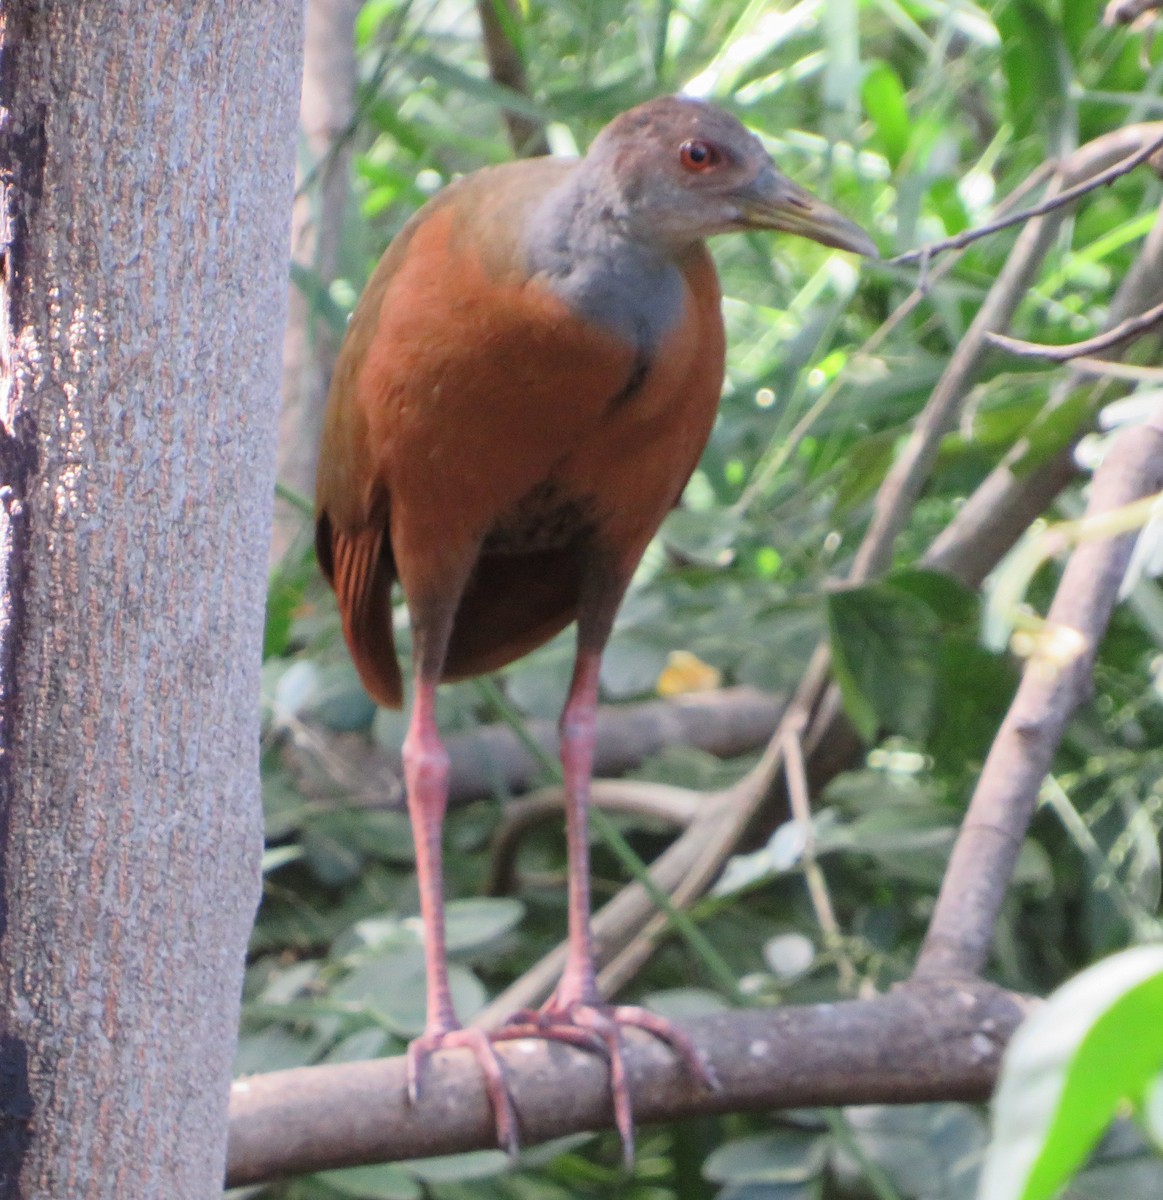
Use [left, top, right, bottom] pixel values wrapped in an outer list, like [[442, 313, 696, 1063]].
[[315, 95, 875, 1159]]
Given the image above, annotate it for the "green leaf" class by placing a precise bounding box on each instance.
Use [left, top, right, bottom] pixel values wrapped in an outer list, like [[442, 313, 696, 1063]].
[[315, 1163, 422, 1199], [861, 61, 910, 169], [442, 897, 525, 953], [600, 631, 667, 699], [826, 580, 943, 743], [400, 1150, 510, 1183], [977, 945, 1163, 1200], [641, 987, 733, 1020], [1143, 1074, 1163, 1151], [704, 1129, 828, 1185], [332, 949, 486, 1036], [996, 2, 1068, 139], [838, 1103, 986, 1199]]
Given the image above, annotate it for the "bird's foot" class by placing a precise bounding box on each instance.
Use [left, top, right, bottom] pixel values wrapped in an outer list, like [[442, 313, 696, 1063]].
[[406, 1025, 521, 1156], [505, 999, 718, 1165]]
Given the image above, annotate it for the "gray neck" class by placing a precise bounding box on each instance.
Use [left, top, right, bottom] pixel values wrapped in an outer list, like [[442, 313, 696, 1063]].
[[523, 169, 686, 351]]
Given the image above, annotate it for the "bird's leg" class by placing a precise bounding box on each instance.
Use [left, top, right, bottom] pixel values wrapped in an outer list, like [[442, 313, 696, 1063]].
[[556, 647, 604, 1004], [401, 653, 519, 1153], [507, 593, 717, 1163]]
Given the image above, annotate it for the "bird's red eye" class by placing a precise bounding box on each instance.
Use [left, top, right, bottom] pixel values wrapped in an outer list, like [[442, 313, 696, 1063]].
[[679, 139, 721, 172]]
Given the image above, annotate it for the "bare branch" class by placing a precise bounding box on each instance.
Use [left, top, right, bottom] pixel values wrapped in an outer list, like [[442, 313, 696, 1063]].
[[926, 195, 1163, 583], [915, 407, 1163, 979], [226, 980, 1030, 1186], [853, 123, 1163, 582], [476, 0, 550, 157], [783, 718, 858, 993], [1068, 357, 1163, 383], [887, 130, 1163, 267], [487, 780, 701, 896], [986, 297, 1163, 361]]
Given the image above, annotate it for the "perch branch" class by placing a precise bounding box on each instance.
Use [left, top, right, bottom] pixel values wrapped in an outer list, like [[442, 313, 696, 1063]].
[[915, 406, 1163, 979], [226, 979, 1030, 1185]]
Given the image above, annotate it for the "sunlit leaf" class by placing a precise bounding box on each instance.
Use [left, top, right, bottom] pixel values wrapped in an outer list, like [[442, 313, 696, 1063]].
[[977, 946, 1163, 1200]]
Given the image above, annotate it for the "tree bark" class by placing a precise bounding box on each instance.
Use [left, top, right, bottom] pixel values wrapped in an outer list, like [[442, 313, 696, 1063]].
[[0, 7, 299, 1198]]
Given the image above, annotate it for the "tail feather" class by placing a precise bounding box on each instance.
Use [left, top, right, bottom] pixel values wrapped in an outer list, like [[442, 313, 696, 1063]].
[[317, 511, 403, 709]]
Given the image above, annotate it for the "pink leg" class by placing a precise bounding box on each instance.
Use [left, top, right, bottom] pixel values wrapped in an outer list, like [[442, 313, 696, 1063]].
[[402, 676, 519, 1154], [506, 649, 718, 1164]]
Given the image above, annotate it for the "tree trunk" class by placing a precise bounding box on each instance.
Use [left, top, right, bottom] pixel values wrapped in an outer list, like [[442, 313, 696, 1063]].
[[0, 6, 299, 1198], [270, 0, 359, 566]]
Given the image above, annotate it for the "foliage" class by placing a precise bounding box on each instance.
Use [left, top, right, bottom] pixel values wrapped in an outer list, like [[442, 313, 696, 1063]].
[[249, 1, 1163, 1197], [978, 945, 1163, 1200]]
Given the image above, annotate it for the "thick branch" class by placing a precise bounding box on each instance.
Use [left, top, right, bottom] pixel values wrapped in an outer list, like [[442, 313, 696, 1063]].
[[284, 686, 784, 809], [226, 979, 1029, 1186], [272, 0, 359, 565], [916, 409, 1163, 979]]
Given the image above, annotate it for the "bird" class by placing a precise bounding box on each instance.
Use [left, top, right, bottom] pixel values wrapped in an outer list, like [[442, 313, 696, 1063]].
[[315, 94, 875, 1160]]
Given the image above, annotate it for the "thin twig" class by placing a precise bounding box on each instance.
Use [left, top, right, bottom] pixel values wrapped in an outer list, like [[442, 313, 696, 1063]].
[[782, 717, 858, 993], [734, 161, 1054, 518], [986, 296, 1163, 361], [926, 194, 1163, 584], [853, 124, 1163, 582], [487, 780, 700, 896], [1068, 356, 1163, 383], [888, 130, 1163, 266]]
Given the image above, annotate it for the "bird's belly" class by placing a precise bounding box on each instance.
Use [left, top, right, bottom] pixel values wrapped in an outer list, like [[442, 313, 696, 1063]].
[[481, 479, 596, 556]]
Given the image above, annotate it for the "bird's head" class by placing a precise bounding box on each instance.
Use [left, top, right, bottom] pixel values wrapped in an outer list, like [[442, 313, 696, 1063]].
[[584, 95, 877, 258]]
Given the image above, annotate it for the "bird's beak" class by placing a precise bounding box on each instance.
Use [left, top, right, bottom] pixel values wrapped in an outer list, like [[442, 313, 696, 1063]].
[[735, 164, 878, 258]]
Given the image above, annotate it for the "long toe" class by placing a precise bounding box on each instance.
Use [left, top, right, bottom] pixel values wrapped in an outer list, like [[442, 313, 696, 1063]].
[[405, 1027, 521, 1157], [603, 1003, 720, 1092], [500, 1000, 714, 1166]]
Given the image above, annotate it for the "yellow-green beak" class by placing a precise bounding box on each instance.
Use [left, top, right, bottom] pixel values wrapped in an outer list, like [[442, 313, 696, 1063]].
[[737, 165, 878, 258]]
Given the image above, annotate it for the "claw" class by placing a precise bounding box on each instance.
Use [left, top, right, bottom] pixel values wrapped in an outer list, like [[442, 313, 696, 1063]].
[[404, 1027, 521, 1157], [502, 1000, 715, 1166]]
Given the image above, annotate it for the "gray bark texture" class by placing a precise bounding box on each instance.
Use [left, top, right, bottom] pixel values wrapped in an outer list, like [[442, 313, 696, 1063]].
[[0, 6, 300, 1198]]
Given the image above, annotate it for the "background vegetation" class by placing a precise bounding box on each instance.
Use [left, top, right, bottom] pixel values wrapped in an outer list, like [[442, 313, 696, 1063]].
[[247, 1, 1163, 1196]]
